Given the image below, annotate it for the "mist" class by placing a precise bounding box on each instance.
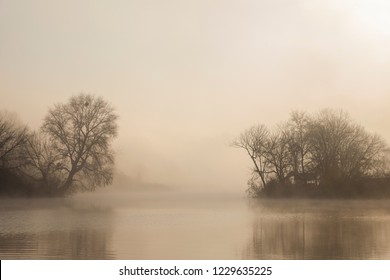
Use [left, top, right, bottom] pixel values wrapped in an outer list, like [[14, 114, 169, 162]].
[[2, 0, 390, 192]]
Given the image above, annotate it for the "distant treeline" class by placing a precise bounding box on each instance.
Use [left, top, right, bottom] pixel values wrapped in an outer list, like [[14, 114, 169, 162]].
[[0, 94, 118, 197], [233, 110, 390, 198]]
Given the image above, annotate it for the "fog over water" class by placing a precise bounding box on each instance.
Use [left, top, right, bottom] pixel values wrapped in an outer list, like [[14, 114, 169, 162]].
[[2, 192, 390, 259], [2, 1, 390, 260], [2, 0, 390, 192]]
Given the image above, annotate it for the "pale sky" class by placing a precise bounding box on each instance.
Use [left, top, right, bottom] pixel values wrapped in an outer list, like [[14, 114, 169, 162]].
[[1, 0, 390, 192]]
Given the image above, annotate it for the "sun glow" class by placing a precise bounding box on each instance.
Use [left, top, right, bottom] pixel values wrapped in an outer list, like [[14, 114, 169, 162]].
[[353, 0, 390, 36]]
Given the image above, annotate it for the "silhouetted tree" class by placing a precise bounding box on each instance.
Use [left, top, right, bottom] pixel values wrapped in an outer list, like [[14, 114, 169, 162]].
[[285, 111, 312, 176], [232, 125, 270, 187], [306, 110, 350, 187], [22, 132, 63, 189], [41, 94, 118, 195], [264, 129, 291, 184], [235, 109, 390, 197], [0, 111, 28, 169], [307, 109, 388, 188]]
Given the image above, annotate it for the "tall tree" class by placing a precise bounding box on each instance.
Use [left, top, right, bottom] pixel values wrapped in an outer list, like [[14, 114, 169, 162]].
[[42, 94, 118, 194], [307, 109, 351, 186], [232, 124, 270, 187], [307, 109, 388, 187], [286, 111, 311, 175]]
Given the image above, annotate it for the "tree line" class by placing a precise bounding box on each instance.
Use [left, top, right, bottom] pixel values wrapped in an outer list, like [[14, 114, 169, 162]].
[[233, 110, 390, 198], [0, 94, 118, 197]]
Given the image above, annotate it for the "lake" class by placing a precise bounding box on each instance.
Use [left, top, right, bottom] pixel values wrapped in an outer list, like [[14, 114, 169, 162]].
[[1, 191, 390, 259]]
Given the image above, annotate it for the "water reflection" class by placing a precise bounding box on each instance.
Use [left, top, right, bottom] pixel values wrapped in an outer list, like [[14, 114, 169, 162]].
[[0, 198, 115, 259], [2, 195, 390, 259], [245, 199, 390, 259], [0, 229, 114, 259]]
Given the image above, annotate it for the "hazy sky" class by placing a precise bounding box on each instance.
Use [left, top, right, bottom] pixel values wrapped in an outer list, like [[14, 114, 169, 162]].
[[1, 0, 390, 192]]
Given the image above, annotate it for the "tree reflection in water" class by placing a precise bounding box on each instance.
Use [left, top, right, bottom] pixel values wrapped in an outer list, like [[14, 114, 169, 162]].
[[0, 199, 115, 260], [0, 228, 115, 259], [245, 199, 390, 259]]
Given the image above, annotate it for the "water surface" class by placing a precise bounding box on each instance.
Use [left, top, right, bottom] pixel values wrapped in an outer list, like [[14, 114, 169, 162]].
[[1, 192, 390, 259]]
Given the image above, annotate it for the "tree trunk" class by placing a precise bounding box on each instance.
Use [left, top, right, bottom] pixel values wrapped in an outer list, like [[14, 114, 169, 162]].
[[250, 156, 266, 186], [57, 171, 76, 196]]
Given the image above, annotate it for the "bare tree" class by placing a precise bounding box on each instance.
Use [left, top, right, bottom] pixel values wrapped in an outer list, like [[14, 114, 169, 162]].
[[232, 124, 270, 187], [234, 109, 390, 197], [264, 129, 291, 184], [307, 109, 389, 187], [286, 111, 311, 175], [0, 111, 28, 169], [22, 132, 63, 188], [339, 129, 388, 181], [306, 109, 350, 186], [41, 94, 118, 194]]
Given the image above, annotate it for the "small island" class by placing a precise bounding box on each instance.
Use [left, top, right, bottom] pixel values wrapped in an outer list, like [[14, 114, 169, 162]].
[[233, 109, 390, 198]]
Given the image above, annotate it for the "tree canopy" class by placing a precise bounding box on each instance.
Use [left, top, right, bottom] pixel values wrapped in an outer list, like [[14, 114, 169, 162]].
[[0, 94, 118, 197], [233, 109, 390, 197], [41, 94, 118, 194]]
